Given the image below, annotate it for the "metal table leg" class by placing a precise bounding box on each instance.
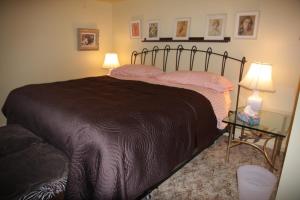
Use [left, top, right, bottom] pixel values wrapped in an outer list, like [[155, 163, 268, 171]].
[[271, 136, 283, 167], [226, 124, 234, 162]]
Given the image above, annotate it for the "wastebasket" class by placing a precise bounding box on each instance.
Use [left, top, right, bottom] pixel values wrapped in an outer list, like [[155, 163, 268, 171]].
[[237, 165, 277, 200]]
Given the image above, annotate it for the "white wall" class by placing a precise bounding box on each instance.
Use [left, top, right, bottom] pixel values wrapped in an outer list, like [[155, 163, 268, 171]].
[[1, 0, 299, 128], [0, 0, 113, 125], [276, 86, 300, 200], [112, 0, 300, 114]]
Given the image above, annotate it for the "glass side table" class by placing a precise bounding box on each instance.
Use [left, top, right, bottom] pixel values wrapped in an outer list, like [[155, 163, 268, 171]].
[[222, 108, 291, 171]]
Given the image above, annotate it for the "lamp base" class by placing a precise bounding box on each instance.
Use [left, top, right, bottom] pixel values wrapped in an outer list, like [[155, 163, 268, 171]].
[[237, 111, 260, 126], [246, 90, 262, 116]]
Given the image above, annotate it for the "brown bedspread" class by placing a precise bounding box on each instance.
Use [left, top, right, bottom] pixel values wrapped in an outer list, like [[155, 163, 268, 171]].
[[2, 76, 219, 200]]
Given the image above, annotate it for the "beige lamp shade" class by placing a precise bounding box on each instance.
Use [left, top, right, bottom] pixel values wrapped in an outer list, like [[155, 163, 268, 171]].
[[103, 53, 120, 69], [239, 62, 275, 92]]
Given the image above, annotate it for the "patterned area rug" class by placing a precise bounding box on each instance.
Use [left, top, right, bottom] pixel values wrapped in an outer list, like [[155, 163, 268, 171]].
[[150, 136, 283, 200]]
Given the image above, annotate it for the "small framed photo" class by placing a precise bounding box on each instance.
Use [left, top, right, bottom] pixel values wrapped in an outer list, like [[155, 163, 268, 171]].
[[146, 20, 160, 40], [173, 17, 191, 40], [204, 14, 226, 40], [130, 20, 141, 39], [78, 28, 99, 51], [234, 11, 259, 39]]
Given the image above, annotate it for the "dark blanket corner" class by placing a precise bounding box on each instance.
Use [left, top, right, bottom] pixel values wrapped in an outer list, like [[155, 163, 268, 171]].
[[0, 125, 68, 200], [2, 76, 219, 199]]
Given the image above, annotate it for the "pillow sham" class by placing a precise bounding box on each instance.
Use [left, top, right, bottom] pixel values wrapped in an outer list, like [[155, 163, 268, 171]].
[[155, 71, 234, 92], [110, 64, 163, 78]]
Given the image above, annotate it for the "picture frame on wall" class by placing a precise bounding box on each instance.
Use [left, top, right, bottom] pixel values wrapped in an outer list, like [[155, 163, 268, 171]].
[[234, 11, 259, 39], [173, 17, 191, 40], [146, 20, 160, 40], [130, 20, 141, 39], [204, 14, 226, 40], [78, 28, 99, 51]]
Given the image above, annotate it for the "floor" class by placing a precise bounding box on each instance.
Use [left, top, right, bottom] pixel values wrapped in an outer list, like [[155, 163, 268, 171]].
[[150, 136, 283, 200]]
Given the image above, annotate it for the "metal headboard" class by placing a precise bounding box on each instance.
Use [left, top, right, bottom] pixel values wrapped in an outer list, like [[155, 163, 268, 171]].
[[131, 44, 247, 120]]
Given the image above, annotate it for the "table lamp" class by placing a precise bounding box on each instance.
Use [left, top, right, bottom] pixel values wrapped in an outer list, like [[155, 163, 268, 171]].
[[238, 62, 275, 124], [103, 53, 120, 74]]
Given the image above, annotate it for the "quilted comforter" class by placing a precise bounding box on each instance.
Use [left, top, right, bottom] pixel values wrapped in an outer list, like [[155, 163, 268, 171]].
[[2, 76, 220, 199]]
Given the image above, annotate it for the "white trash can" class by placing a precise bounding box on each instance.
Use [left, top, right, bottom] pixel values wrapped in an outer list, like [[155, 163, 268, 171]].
[[237, 165, 277, 200]]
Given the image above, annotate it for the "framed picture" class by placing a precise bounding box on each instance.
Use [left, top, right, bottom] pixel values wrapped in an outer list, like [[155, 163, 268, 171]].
[[204, 14, 226, 40], [234, 11, 259, 39], [146, 20, 160, 40], [78, 28, 99, 51], [173, 17, 191, 40], [130, 20, 141, 39]]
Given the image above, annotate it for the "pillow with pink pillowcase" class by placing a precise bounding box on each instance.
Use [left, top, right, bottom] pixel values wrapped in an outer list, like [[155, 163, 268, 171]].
[[155, 71, 234, 92], [110, 64, 163, 78]]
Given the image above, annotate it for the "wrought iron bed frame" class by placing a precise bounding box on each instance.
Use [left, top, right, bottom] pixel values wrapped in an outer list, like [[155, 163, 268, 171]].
[[131, 44, 247, 199], [131, 44, 246, 121]]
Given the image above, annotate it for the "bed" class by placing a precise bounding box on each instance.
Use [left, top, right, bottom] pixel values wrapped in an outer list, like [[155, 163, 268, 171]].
[[2, 45, 246, 200]]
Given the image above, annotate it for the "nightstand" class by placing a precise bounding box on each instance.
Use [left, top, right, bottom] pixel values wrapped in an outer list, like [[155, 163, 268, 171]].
[[222, 108, 291, 170]]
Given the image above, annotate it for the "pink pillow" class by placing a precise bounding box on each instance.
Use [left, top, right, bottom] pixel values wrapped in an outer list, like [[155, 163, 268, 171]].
[[155, 71, 234, 92], [110, 64, 163, 78]]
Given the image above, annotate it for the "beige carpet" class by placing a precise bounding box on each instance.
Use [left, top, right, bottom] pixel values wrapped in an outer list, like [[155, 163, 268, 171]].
[[150, 136, 283, 200]]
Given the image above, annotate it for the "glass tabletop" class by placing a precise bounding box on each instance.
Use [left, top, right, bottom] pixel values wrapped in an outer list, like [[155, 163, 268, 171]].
[[222, 107, 291, 137]]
